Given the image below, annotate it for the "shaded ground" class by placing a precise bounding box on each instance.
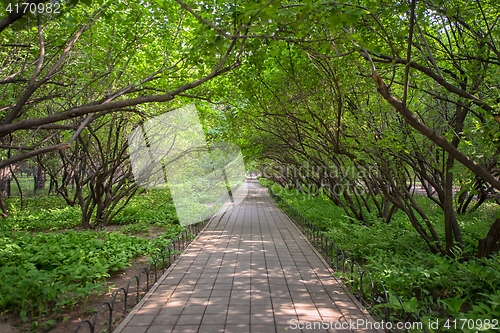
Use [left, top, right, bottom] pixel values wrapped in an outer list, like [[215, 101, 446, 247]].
[[1, 225, 174, 333], [115, 180, 381, 333]]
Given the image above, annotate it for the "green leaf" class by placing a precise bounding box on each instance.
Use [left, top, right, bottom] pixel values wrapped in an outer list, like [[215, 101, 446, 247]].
[[439, 295, 468, 315], [270, 46, 280, 57]]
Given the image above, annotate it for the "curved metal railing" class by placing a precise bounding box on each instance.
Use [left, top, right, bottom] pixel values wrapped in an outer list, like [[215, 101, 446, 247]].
[[73, 219, 209, 333], [269, 188, 428, 333]]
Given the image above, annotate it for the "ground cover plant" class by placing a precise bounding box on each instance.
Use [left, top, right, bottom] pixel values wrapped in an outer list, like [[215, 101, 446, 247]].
[[261, 179, 500, 332], [0, 189, 182, 331], [2, 0, 500, 331], [1, 196, 81, 232]]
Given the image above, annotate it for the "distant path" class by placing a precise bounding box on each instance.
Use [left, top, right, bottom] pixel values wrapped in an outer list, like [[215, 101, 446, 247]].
[[114, 180, 382, 333]]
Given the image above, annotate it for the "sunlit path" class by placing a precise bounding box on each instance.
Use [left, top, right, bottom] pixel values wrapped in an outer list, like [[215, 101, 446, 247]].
[[114, 180, 382, 333]]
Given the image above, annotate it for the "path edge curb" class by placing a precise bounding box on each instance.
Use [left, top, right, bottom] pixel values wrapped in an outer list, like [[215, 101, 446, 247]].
[[272, 189, 385, 333], [112, 211, 226, 333]]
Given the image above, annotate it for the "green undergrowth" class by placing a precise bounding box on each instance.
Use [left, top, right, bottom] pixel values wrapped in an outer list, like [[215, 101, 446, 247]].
[[261, 178, 500, 332], [0, 189, 184, 326], [0, 229, 180, 322], [1, 196, 81, 232], [1, 189, 180, 232], [113, 189, 179, 227]]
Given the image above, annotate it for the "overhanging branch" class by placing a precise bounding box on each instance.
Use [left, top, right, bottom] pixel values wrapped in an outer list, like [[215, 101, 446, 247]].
[[371, 69, 500, 191]]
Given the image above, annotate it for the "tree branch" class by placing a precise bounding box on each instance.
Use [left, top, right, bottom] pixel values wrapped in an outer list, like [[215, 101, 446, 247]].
[[368, 54, 495, 113], [403, 0, 416, 107], [0, 143, 70, 169], [372, 70, 500, 190], [0, 60, 239, 138], [0, 0, 46, 34]]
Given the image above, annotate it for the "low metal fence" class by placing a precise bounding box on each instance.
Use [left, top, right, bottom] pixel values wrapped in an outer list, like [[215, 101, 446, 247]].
[[73, 219, 209, 333], [269, 189, 428, 333]]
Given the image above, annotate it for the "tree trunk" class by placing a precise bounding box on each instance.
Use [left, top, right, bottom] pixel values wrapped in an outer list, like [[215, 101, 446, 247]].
[[477, 218, 500, 257], [0, 191, 7, 218], [405, 205, 442, 255], [442, 102, 467, 254], [34, 164, 46, 192], [0, 167, 11, 197], [443, 164, 463, 254], [10, 166, 23, 209]]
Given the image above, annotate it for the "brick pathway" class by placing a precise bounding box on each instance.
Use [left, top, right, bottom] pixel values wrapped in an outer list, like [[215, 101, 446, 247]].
[[114, 180, 382, 333]]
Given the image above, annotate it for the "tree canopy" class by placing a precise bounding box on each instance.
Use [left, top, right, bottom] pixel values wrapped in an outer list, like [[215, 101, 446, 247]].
[[1, 0, 500, 256]]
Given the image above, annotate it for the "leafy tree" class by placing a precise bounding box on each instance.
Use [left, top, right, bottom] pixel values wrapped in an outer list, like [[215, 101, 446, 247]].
[[201, 0, 500, 257], [0, 0, 246, 226], [0, 0, 243, 168], [355, 0, 500, 256]]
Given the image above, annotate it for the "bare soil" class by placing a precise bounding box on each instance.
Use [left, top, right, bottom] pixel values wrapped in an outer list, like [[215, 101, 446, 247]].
[[0, 225, 176, 333]]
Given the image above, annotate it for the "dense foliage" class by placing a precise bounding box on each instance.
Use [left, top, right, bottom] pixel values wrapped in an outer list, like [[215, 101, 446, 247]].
[[1, 0, 500, 331], [1, 0, 498, 253], [217, 0, 500, 258], [263, 179, 500, 332], [0, 190, 182, 324]]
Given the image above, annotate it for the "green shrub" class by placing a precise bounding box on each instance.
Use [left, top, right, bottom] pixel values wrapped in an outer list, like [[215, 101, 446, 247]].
[[0, 225, 183, 322], [112, 189, 179, 226], [2, 196, 81, 232], [264, 180, 500, 332]]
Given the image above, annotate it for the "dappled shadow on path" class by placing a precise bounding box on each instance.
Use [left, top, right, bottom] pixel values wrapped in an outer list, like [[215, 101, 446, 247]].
[[113, 181, 380, 333]]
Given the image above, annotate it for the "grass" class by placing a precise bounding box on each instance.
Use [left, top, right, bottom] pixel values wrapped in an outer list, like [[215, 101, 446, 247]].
[[0, 188, 183, 325], [5, 176, 44, 197], [261, 178, 500, 332]]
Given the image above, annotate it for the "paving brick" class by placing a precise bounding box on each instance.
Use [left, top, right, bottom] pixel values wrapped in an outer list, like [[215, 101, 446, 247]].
[[227, 304, 250, 314], [225, 324, 251, 333], [113, 180, 382, 333], [175, 314, 203, 325], [134, 307, 162, 316], [126, 314, 156, 326], [229, 297, 251, 305], [198, 324, 225, 332], [191, 289, 212, 297], [201, 313, 227, 325], [151, 313, 179, 326], [213, 283, 233, 290], [145, 325, 174, 333], [172, 324, 199, 332], [121, 327, 148, 333], [250, 324, 277, 333], [251, 313, 275, 325], [204, 303, 228, 315], [139, 299, 166, 309], [209, 296, 231, 305], [226, 314, 251, 325], [180, 304, 206, 315], [186, 296, 209, 306], [159, 306, 183, 316], [210, 289, 231, 297]]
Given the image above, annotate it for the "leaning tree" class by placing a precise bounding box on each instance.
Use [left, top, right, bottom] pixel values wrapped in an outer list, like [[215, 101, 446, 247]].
[[0, 0, 246, 224]]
